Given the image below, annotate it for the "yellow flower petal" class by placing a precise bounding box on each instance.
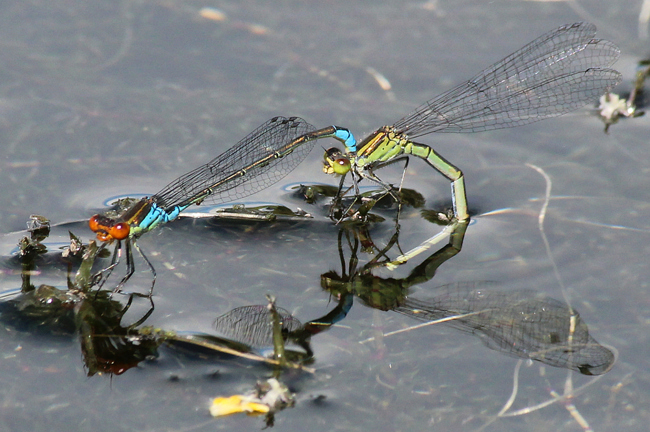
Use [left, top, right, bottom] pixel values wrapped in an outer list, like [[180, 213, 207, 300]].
[[210, 395, 270, 417]]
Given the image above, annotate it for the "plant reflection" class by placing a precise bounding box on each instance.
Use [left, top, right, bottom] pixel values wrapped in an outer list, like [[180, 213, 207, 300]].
[[0, 208, 615, 426], [1, 216, 164, 376]]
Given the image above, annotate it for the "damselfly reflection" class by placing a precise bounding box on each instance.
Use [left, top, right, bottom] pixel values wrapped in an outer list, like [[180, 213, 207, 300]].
[[320, 222, 613, 375]]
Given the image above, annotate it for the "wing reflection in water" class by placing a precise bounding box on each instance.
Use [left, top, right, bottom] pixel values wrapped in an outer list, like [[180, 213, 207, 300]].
[[396, 282, 614, 375], [213, 305, 303, 349], [212, 292, 354, 361], [210, 218, 614, 375], [319, 220, 614, 375]]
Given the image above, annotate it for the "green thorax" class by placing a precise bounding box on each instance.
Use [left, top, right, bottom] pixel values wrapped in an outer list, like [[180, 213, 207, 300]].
[[352, 126, 421, 167]]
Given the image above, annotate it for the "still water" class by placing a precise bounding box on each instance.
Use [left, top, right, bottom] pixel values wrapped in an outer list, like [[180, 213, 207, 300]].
[[0, 1, 649, 431]]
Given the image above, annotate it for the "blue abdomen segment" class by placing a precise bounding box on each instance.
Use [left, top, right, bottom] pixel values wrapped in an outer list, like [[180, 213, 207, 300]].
[[136, 203, 188, 234], [332, 126, 357, 153]]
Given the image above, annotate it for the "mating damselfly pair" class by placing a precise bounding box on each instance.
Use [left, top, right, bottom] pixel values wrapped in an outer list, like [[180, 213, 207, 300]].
[[89, 22, 621, 297]]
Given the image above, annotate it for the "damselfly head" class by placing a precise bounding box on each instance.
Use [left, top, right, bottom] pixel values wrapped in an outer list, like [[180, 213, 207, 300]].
[[322, 147, 351, 176], [89, 214, 130, 242], [320, 270, 348, 293]]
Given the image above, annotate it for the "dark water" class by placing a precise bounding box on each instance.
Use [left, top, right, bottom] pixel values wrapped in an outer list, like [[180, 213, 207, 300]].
[[1, 1, 649, 431]]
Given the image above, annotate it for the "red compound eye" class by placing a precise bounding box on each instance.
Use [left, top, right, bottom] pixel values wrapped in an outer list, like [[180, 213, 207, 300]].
[[109, 222, 130, 240], [89, 215, 101, 233]]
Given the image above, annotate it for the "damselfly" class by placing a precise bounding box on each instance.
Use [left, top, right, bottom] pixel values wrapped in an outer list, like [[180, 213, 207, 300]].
[[301, 23, 622, 221], [89, 116, 315, 296]]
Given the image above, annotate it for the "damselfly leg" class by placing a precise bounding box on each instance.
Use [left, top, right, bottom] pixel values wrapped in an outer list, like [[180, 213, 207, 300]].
[[92, 238, 156, 307]]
